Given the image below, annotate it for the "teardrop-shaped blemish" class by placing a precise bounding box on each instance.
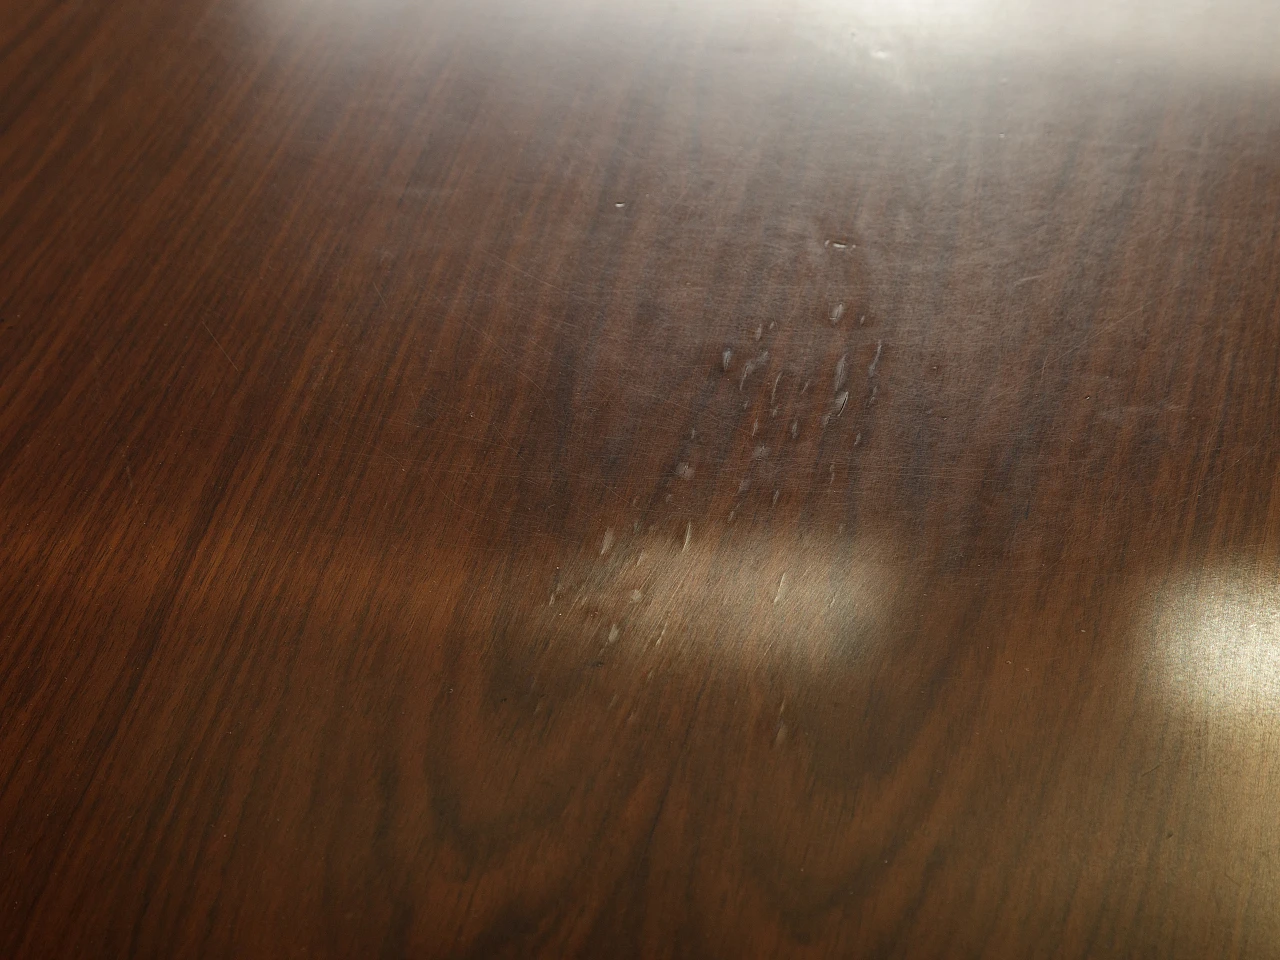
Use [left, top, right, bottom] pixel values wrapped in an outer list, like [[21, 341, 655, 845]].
[[739, 351, 768, 390], [830, 303, 846, 324], [823, 392, 849, 427], [722, 348, 733, 371], [601, 528, 614, 555], [834, 353, 848, 393]]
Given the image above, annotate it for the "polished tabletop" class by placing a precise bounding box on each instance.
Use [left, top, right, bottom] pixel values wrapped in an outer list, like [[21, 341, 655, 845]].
[[4, 0, 1280, 956]]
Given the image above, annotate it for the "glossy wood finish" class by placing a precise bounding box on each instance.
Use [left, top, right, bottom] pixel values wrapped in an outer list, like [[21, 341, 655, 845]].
[[5, 0, 1280, 956]]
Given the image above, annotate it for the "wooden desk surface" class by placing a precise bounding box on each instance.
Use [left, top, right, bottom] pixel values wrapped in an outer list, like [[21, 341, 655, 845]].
[[4, 0, 1280, 955]]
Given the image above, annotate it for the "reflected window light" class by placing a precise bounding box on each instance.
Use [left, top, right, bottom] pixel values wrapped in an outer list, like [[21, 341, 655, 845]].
[[546, 525, 903, 668], [1147, 572, 1280, 714]]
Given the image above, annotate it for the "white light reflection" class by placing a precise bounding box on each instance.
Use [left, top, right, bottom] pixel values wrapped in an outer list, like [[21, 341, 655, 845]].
[[1146, 569, 1280, 714], [239, 0, 1280, 84], [795, 0, 1280, 68], [547, 526, 904, 669]]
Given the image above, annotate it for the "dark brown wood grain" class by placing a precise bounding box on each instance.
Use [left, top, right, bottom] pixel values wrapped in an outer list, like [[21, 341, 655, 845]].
[[5, 0, 1280, 956]]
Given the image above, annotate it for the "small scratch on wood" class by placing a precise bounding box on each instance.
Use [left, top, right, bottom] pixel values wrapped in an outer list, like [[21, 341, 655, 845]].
[[484, 249, 569, 295], [200, 319, 240, 372]]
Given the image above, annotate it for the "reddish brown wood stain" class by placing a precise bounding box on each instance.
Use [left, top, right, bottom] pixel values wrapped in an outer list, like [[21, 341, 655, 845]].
[[4, 0, 1280, 955]]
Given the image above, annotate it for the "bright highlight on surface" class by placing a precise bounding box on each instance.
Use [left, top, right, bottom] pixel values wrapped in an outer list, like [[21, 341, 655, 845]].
[[1147, 569, 1280, 714]]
